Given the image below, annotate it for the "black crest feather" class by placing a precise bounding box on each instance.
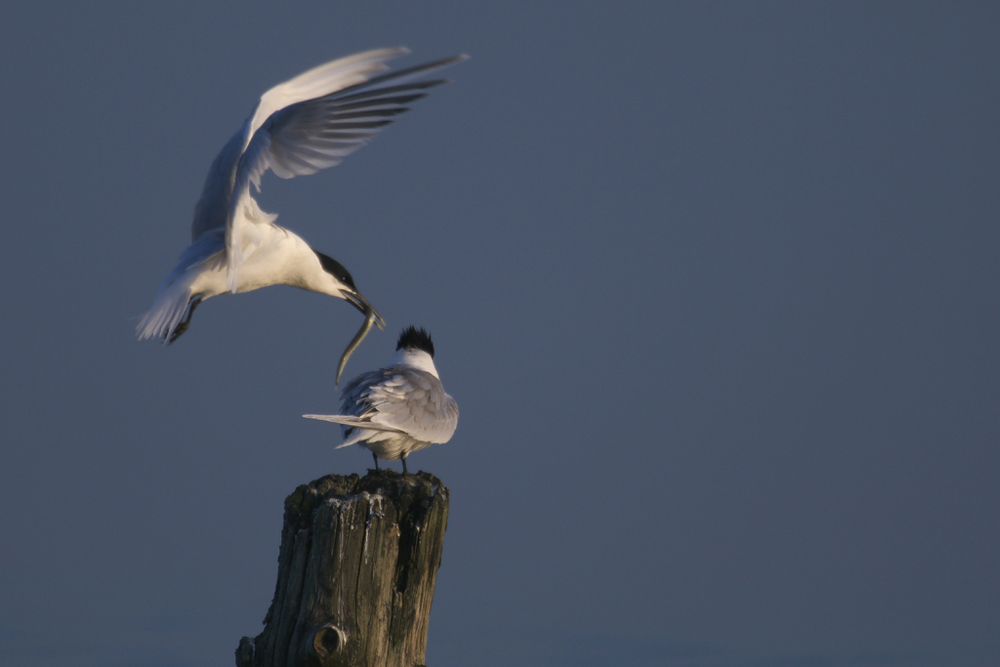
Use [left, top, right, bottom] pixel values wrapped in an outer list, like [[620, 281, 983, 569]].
[[396, 326, 434, 357]]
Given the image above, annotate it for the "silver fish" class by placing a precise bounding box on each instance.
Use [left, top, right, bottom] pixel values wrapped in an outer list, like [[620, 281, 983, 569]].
[[336, 307, 383, 388]]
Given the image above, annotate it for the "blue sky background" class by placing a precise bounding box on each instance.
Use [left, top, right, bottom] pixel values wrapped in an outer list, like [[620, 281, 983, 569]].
[[1, 3, 998, 666]]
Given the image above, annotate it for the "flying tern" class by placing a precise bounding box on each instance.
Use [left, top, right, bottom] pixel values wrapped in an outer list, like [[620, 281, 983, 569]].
[[137, 48, 466, 377], [304, 326, 459, 473]]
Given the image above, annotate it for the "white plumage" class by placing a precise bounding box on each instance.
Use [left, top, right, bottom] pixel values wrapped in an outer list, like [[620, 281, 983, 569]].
[[305, 327, 459, 473], [137, 48, 466, 344]]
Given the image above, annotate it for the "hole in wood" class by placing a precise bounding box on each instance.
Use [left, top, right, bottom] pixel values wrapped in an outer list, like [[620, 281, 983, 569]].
[[312, 623, 347, 658]]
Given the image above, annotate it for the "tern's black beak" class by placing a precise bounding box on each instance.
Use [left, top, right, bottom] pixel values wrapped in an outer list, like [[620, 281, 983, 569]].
[[342, 289, 385, 331]]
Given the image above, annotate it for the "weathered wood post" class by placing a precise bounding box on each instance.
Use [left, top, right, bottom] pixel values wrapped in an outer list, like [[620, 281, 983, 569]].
[[235, 470, 449, 667]]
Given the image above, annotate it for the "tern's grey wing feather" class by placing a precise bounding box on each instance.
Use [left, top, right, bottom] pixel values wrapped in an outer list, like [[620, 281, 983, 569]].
[[339, 369, 393, 415], [251, 53, 467, 184], [362, 369, 459, 444], [302, 414, 402, 433], [220, 51, 466, 287], [318, 367, 457, 446], [217, 47, 403, 221]]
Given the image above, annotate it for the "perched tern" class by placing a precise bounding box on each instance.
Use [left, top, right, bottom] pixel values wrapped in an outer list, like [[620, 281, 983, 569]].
[[137, 48, 466, 378], [305, 326, 459, 474]]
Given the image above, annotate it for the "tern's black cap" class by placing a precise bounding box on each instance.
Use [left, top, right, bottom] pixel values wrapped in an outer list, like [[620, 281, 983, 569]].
[[314, 250, 357, 290], [396, 326, 434, 357]]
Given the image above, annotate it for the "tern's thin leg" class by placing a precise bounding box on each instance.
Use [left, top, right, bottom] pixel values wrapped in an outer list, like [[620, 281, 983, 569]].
[[168, 297, 202, 344], [401, 456, 409, 475], [373, 452, 380, 471]]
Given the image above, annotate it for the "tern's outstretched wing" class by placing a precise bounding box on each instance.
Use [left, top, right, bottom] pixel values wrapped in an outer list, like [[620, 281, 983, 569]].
[[305, 367, 459, 445], [189, 48, 467, 291]]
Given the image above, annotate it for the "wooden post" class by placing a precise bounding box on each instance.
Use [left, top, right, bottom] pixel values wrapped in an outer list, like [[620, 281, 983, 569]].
[[236, 471, 449, 667]]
